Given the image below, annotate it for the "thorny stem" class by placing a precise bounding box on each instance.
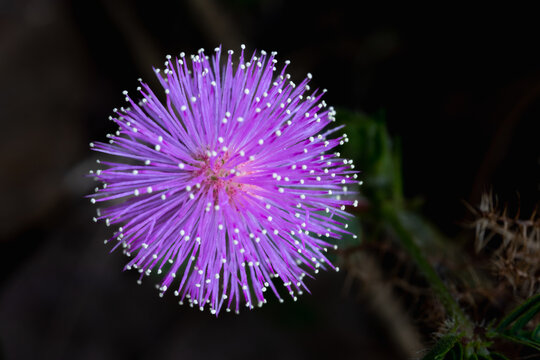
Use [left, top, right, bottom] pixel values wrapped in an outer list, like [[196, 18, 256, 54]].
[[383, 205, 474, 334]]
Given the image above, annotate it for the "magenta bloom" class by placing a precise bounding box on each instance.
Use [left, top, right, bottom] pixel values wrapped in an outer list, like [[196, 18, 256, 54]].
[[89, 46, 358, 315]]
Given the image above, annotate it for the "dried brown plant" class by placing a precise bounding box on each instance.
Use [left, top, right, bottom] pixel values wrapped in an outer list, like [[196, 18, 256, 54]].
[[469, 192, 540, 299]]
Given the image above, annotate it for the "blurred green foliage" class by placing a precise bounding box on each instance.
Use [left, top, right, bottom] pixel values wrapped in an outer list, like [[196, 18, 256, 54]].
[[339, 109, 403, 209]]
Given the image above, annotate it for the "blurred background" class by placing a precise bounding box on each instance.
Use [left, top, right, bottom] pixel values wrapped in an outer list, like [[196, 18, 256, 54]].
[[1, 1, 539, 359]]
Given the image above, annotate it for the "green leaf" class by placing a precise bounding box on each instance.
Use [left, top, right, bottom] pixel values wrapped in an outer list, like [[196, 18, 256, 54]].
[[493, 293, 540, 351], [446, 342, 463, 360], [497, 334, 540, 351], [496, 293, 540, 332], [422, 335, 460, 360], [510, 301, 540, 335], [533, 323, 540, 341]]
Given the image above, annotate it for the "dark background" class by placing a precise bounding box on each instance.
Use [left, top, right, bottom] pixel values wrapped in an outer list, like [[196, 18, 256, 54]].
[[1, 1, 539, 359]]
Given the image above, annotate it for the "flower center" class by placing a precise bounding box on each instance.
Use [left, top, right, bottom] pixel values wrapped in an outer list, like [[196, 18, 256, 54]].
[[193, 150, 244, 202]]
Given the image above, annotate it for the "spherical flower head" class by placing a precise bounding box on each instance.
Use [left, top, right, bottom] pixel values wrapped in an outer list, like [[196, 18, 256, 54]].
[[89, 45, 359, 315]]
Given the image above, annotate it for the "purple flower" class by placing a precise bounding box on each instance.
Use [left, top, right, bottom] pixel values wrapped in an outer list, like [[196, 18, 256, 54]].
[[89, 45, 358, 315]]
